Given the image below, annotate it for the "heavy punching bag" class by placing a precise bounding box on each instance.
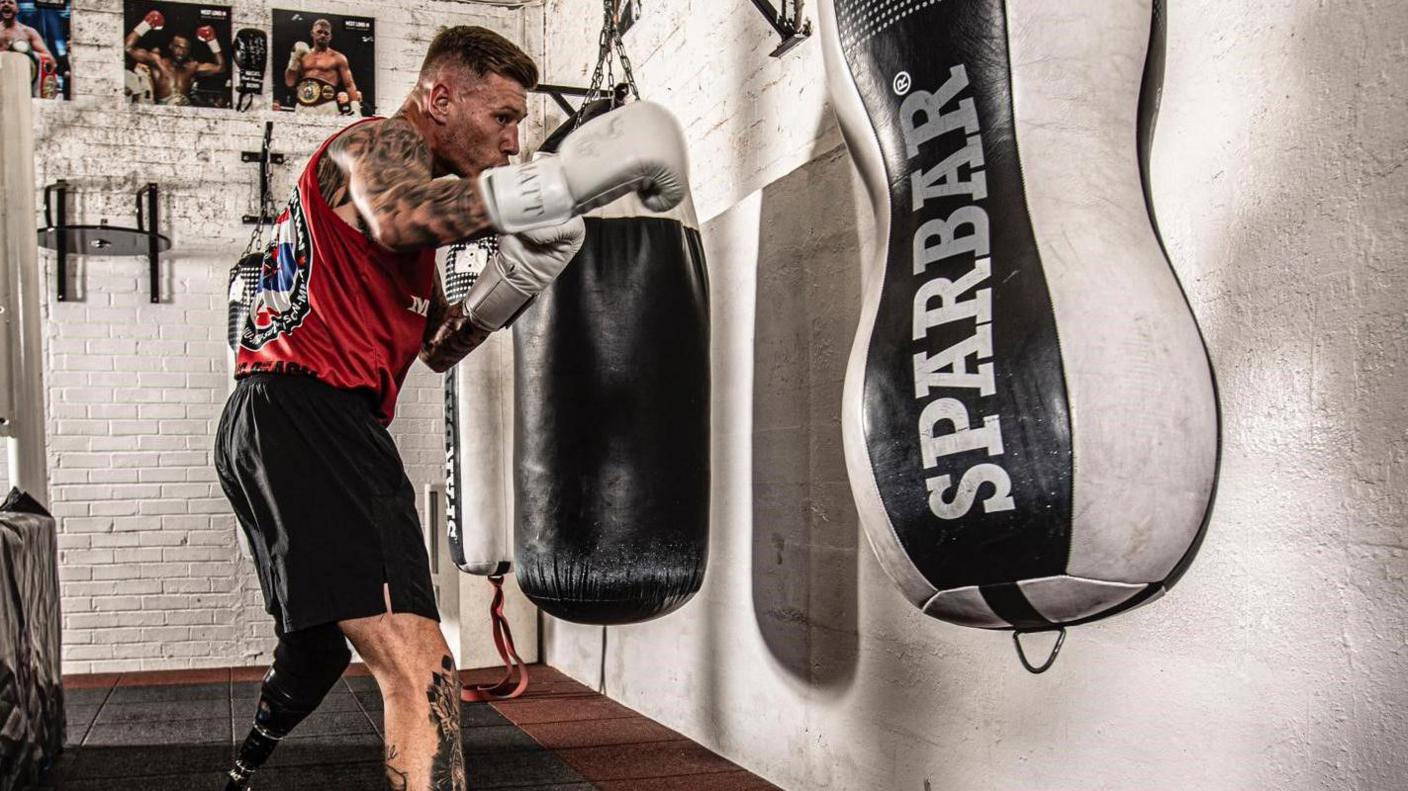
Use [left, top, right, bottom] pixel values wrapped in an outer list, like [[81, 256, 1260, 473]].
[[512, 101, 711, 625], [818, 0, 1219, 660]]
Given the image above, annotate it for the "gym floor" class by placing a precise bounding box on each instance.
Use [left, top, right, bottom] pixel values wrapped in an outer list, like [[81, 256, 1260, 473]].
[[39, 664, 779, 790]]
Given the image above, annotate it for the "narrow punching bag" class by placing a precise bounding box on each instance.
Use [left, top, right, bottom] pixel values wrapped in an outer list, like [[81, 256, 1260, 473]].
[[226, 250, 262, 562], [818, 0, 1219, 634], [226, 251, 260, 362], [513, 102, 711, 625], [443, 239, 515, 577]]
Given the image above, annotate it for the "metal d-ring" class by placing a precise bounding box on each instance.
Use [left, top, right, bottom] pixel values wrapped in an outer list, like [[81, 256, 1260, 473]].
[[1012, 627, 1067, 674]]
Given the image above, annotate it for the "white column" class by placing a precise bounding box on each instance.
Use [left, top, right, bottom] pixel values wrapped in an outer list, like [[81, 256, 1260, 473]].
[[0, 52, 49, 508]]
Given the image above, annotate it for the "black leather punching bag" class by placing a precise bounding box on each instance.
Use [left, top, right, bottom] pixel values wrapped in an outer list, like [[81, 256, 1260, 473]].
[[818, 0, 1219, 637], [512, 103, 711, 625]]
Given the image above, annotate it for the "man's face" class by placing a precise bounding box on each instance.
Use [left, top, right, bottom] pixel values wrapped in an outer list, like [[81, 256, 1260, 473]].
[[435, 70, 527, 179], [0, 0, 19, 22], [169, 36, 190, 63], [311, 21, 332, 49]]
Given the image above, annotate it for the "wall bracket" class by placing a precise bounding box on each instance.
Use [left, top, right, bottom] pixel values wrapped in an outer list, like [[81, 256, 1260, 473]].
[[532, 83, 594, 116], [36, 181, 171, 304], [242, 121, 285, 225], [749, 0, 812, 57]]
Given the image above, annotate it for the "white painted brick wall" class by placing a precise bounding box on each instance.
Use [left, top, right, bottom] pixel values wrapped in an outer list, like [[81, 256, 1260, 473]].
[[542, 0, 836, 224], [1, 0, 544, 674]]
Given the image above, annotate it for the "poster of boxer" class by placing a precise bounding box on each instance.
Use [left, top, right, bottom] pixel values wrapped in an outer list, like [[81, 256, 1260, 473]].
[[1, 0, 70, 99], [271, 9, 374, 117], [122, 0, 232, 108]]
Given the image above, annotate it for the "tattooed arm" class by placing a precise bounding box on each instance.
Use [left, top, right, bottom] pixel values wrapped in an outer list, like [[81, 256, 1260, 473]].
[[419, 276, 491, 373], [322, 117, 496, 252]]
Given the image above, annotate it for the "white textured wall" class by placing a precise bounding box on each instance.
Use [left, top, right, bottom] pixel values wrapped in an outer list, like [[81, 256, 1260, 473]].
[[540, 0, 838, 223], [3, 0, 543, 674], [541, 1, 1408, 790]]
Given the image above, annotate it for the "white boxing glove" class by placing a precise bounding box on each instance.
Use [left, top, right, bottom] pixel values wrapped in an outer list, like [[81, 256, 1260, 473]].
[[463, 215, 587, 332], [287, 41, 309, 72], [478, 100, 689, 233]]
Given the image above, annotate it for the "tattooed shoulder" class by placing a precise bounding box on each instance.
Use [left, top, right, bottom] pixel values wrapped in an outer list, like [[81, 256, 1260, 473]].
[[318, 121, 378, 209], [361, 118, 434, 185]]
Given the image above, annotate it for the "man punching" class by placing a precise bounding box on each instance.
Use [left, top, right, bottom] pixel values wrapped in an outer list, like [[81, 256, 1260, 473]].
[[284, 17, 361, 116], [215, 25, 687, 791], [0, 0, 55, 97], [124, 9, 225, 106]]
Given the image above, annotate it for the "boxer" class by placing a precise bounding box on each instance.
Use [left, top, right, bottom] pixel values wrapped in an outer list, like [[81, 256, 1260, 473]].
[[124, 9, 225, 106], [216, 25, 687, 791], [0, 0, 56, 97], [285, 17, 361, 116]]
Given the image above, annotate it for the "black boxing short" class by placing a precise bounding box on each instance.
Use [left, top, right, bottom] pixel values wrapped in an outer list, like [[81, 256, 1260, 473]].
[[215, 373, 439, 633]]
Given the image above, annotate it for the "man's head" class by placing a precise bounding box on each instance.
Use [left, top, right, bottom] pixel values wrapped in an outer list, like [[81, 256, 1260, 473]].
[[414, 26, 538, 179], [169, 35, 190, 64], [311, 19, 332, 50], [0, 0, 19, 22]]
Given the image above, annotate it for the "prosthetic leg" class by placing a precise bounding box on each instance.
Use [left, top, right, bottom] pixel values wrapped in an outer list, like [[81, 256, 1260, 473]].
[[225, 622, 351, 790]]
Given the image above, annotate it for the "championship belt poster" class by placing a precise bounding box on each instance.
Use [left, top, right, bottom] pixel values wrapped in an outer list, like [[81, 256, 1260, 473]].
[[1, 0, 71, 99], [122, 0, 233, 108], [272, 9, 374, 117]]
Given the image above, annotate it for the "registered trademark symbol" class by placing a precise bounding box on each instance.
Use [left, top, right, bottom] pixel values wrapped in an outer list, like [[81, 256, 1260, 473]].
[[893, 71, 912, 95]]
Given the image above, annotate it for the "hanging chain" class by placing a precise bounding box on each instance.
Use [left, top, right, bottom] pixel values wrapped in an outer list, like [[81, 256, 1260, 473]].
[[610, 4, 639, 101], [577, 0, 641, 124], [580, 0, 614, 110], [240, 169, 273, 258]]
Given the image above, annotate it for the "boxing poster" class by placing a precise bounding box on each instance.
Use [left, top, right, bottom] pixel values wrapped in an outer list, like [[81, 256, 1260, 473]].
[[1, 0, 71, 99], [122, 0, 232, 108], [271, 9, 374, 117]]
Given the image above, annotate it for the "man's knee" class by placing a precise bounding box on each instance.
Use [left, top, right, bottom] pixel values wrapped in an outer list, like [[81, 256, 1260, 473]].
[[340, 612, 451, 691]]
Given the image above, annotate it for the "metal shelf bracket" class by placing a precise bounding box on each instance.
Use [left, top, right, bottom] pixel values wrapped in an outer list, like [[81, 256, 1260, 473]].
[[37, 180, 172, 303]]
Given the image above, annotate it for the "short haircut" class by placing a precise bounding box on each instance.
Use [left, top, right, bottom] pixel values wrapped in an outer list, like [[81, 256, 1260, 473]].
[[420, 25, 538, 89], [312, 19, 332, 30]]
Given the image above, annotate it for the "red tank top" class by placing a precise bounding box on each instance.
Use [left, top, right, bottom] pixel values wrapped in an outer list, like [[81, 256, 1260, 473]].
[[235, 119, 437, 425]]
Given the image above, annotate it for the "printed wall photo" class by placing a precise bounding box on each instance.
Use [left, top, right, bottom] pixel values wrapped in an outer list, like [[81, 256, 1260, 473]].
[[272, 9, 374, 117], [1, 0, 72, 99], [123, 1, 232, 108]]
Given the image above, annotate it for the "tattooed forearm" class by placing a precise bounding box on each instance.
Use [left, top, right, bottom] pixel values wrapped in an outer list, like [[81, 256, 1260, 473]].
[[420, 283, 491, 372], [329, 117, 495, 251], [427, 656, 467, 790]]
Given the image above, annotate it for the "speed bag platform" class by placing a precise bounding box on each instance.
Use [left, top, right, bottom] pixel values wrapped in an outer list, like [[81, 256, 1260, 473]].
[[512, 191, 711, 626], [817, 0, 1220, 633]]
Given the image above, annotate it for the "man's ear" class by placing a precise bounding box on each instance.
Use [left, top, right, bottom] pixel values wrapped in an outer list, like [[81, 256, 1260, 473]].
[[427, 82, 453, 125]]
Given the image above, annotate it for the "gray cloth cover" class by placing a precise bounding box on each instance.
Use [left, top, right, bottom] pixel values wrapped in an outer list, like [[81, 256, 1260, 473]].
[[0, 489, 64, 790]]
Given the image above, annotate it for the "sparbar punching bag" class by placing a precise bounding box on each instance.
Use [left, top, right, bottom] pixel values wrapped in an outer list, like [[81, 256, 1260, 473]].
[[443, 240, 516, 577], [513, 103, 711, 625], [818, 0, 1219, 638]]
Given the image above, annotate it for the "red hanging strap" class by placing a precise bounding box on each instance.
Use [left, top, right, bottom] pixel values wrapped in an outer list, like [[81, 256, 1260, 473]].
[[460, 575, 530, 702]]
